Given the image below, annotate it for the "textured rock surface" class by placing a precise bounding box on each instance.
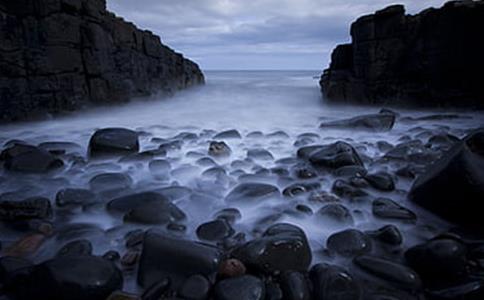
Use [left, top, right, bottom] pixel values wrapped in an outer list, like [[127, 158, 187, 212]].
[[0, 0, 204, 121], [320, 1, 484, 107]]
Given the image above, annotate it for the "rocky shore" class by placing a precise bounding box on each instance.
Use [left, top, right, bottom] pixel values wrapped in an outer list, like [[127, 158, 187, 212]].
[[320, 1, 484, 107], [0, 106, 483, 299], [0, 0, 205, 122]]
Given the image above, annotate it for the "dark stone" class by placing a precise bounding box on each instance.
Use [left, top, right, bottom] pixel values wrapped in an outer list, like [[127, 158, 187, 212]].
[[317, 203, 354, 227], [225, 183, 279, 203], [149, 159, 172, 175], [7, 256, 123, 300], [89, 172, 132, 193], [0, 197, 52, 222], [89, 128, 139, 157], [353, 255, 422, 291], [405, 238, 468, 283], [178, 275, 210, 300], [409, 130, 484, 230], [137, 231, 222, 288], [218, 259, 246, 278], [55, 188, 97, 208], [213, 130, 242, 139], [1, 144, 63, 173], [0, 3, 204, 122], [327, 229, 372, 257], [310, 263, 362, 300], [247, 149, 274, 161], [209, 141, 232, 157], [141, 279, 171, 300], [368, 225, 403, 246], [332, 179, 368, 199], [0, 256, 33, 284], [196, 219, 233, 241], [301, 142, 364, 170], [372, 198, 416, 221], [279, 271, 311, 300], [320, 2, 484, 108], [213, 208, 242, 225], [283, 182, 321, 197], [214, 275, 265, 300], [320, 112, 396, 132], [364, 172, 395, 191], [56, 239, 93, 257], [232, 223, 312, 274]]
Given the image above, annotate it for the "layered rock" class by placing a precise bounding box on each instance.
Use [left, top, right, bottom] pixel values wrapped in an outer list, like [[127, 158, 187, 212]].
[[320, 1, 484, 107], [0, 0, 204, 121]]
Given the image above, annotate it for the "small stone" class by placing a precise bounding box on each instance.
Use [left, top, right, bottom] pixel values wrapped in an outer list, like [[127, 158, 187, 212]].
[[56, 239, 93, 257], [214, 275, 265, 300], [372, 198, 416, 221], [178, 275, 210, 300], [218, 259, 247, 278], [327, 229, 372, 257], [365, 172, 395, 191], [88, 128, 139, 157], [317, 204, 354, 228], [213, 130, 242, 139], [208, 141, 232, 157], [196, 219, 234, 241]]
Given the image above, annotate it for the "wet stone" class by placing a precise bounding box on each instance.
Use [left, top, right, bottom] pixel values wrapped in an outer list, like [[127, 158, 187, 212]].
[[368, 225, 403, 246], [213, 129, 242, 139], [89, 173, 133, 193], [196, 219, 234, 242], [89, 128, 139, 157], [38, 141, 82, 155], [4, 234, 45, 257], [305, 142, 364, 170], [56, 239, 93, 257], [159, 140, 183, 152], [279, 271, 311, 300], [319, 112, 396, 132], [225, 183, 279, 204], [317, 203, 354, 228], [310, 263, 361, 300], [334, 165, 367, 177], [365, 172, 395, 191], [208, 141, 232, 157], [327, 229, 372, 257], [283, 182, 321, 197], [353, 255, 422, 291], [1, 144, 64, 173], [232, 223, 311, 274], [214, 275, 265, 300], [218, 259, 246, 278], [148, 159, 171, 176], [178, 275, 210, 300], [103, 250, 121, 262], [123, 199, 186, 225], [0, 197, 52, 222], [55, 188, 97, 208], [247, 149, 274, 161], [332, 179, 369, 199], [372, 198, 417, 221], [106, 291, 140, 300]]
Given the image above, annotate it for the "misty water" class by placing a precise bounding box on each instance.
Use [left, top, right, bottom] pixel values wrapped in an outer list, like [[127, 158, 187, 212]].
[[1, 71, 483, 290]]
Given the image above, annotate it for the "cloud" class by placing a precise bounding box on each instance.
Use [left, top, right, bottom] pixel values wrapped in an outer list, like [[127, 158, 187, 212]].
[[107, 0, 447, 70]]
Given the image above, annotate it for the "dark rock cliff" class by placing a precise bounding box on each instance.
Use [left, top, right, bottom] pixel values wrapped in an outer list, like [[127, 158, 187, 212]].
[[0, 0, 205, 121], [320, 1, 484, 107]]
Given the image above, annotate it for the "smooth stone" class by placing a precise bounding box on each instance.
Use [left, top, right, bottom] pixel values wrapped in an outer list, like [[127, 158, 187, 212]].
[[332, 179, 368, 199], [196, 157, 217, 167], [178, 275, 210, 300], [232, 223, 312, 274], [159, 140, 183, 152], [247, 149, 274, 161], [89, 173, 132, 193], [327, 229, 372, 257], [213, 208, 242, 225], [225, 183, 279, 203], [267, 131, 289, 139], [7, 256, 123, 300], [426, 134, 460, 151], [0, 197, 52, 222], [56, 239, 93, 257], [214, 275, 265, 300], [141, 279, 171, 300], [55, 188, 97, 208], [282, 182, 321, 197], [372, 198, 416, 221], [107, 192, 168, 214], [3, 234, 45, 257], [409, 130, 484, 230], [137, 231, 222, 288], [89, 128, 139, 157], [123, 200, 186, 225], [156, 186, 192, 201], [427, 280, 484, 300], [320, 112, 396, 132], [0, 256, 33, 283], [310, 263, 361, 300], [213, 130, 242, 139], [364, 172, 395, 191], [368, 225, 403, 246], [1, 144, 63, 173], [218, 259, 246, 278], [148, 159, 171, 175], [196, 219, 233, 241], [405, 238, 468, 282], [279, 271, 311, 300], [305, 142, 364, 169], [354, 255, 422, 290], [317, 204, 354, 228], [209, 141, 232, 157], [106, 291, 140, 300], [334, 165, 367, 177]]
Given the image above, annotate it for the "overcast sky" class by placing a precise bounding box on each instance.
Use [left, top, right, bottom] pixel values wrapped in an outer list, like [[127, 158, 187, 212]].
[[108, 0, 446, 70]]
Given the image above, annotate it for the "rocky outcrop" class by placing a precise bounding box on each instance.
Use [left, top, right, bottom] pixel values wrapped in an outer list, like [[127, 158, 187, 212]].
[[320, 1, 484, 107], [0, 0, 204, 121]]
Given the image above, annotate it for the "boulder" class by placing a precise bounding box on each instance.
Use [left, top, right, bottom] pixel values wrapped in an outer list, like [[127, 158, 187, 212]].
[[225, 183, 279, 204], [409, 130, 484, 230], [301, 142, 364, 170], [88, 128, 139, 157], [1, 144, 63, 173], [232, 223, 312, 274]]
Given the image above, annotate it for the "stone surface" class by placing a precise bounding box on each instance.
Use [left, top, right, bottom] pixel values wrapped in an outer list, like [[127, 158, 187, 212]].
[[88, 128, 139, 157], [0, 0, 204, 122], [0, 197, 52, 222], [214, 275, 265, 300], [409, 129, 484, 230], [299, 142, 364, 170], [225, 183, 280, 204], [310, 263, 362, 300], [1, 144, 63, 173], [320, 112, 396, 132], [327, 229, 372, 257], [320, 1, 484, 107]]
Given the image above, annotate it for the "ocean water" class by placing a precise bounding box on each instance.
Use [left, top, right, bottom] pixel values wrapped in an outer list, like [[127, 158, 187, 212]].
[[0, 70, 483, 280]]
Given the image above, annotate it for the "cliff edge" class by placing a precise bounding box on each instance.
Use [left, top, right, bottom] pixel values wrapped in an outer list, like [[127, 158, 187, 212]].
[[0, 0, 205, 121], [320, 1, 484, 107]]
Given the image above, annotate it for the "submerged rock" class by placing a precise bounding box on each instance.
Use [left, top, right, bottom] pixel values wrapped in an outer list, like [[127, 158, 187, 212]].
[[88, 128, 139, 157], [409, 129, 484, 230], [1, 144, 63, 173], [320, 112, 396, 131], [299, 142, 364, 170], [317, 203, 354, 228], [196, 219, 234, 241], [213, 130, 242, 139], [225, 183, 279, 203], [232, 223, 312, 274]]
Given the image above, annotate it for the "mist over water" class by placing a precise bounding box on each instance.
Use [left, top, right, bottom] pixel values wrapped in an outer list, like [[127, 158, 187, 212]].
[[1, 71, 483, 280]]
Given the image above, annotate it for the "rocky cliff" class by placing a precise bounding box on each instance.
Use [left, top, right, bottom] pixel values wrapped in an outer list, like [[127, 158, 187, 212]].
[[0, 0, 205, 121], [320, 1, 484, 107]]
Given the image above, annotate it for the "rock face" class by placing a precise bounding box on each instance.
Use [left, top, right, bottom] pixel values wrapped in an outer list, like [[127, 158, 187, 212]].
[[0, 0, 204, 122], [320, 1, 484, 107]]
